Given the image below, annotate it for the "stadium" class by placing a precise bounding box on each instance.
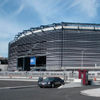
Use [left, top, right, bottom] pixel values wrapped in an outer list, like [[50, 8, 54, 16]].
[[8, 22, 100, 71]]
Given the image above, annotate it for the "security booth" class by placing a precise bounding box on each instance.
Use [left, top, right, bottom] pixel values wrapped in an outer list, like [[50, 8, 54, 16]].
[[78, 69, 88, 85]]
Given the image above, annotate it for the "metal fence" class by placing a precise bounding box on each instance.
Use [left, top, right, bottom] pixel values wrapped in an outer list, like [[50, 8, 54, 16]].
[[0, 71, 79, 81], [0, 71, 100, 81]]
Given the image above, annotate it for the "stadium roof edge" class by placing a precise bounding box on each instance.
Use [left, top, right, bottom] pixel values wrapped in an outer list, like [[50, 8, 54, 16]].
[[10, 22, 100, 44]]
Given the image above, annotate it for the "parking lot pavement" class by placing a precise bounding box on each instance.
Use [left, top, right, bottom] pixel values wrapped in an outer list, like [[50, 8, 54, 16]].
[[59, 82, 82, 88], [0, 80, 37, 88], [0, 80, 100, 100]]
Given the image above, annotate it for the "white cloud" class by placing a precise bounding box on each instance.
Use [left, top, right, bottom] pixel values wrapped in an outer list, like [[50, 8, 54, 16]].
[[67, 0, 98, 17], [24, 0, 66, 23], [0, 18, 22, 39], [27, 0, 55, 23], [80, 0, 97, 17], [0, 0, 25, 18], [0, 0, 26, 57], [0, 0, 9, 15], [13, 3, 25, 16], [0, 18, 24, 57], [24, 0, 98, 24], [0, 41, 8, 57], [0, 0, 8, 7]]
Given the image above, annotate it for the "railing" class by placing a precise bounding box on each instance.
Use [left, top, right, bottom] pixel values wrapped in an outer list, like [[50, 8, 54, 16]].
[[0, 71, 100, 81], [0, 71, 79, 81]]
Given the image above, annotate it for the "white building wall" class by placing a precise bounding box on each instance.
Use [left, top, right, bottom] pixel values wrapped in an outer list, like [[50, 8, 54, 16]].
[[0, 64, 8, 71]]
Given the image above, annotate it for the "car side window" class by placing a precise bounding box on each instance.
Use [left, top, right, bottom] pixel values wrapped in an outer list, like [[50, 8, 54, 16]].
[[58, 78, 62, 82], [56, 78, 60, 81], [53, 78, 57, 82], [38, 77, 43, 82]]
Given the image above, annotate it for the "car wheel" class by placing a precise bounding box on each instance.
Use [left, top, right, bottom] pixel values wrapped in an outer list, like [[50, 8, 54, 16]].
[[51, 83, 55, 88], [63, 82, 65, 85]]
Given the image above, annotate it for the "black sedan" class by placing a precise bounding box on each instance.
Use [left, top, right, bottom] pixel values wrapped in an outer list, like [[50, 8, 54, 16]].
[[38, 77, 64, 88]]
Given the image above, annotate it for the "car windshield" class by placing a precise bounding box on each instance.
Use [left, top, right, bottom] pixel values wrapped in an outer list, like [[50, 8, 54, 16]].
[[38, 77, 43, 82], [43, 77, 54, 82]]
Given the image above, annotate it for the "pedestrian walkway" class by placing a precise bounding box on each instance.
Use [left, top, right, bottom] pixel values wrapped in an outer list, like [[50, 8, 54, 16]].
[[81, 88, 100, 97], [58, 82, 82, 89]]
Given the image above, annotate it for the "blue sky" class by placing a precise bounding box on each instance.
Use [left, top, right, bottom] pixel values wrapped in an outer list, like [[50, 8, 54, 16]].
[[0, 0, 100, 57]]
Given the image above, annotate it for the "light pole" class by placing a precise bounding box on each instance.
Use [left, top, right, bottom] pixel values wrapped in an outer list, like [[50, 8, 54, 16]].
[[81, 51, 84, 68]]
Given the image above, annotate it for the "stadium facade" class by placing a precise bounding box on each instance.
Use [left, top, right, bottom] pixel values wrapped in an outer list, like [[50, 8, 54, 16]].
[[8, 22, 100, 71]]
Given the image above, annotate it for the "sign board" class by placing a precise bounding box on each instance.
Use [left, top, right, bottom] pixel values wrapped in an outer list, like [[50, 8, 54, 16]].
[[30, 57, 36, 65]]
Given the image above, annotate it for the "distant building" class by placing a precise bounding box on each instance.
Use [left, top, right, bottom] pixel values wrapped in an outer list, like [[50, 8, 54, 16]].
[[0, 57, 8, 64], [0, 57, 8, 71]]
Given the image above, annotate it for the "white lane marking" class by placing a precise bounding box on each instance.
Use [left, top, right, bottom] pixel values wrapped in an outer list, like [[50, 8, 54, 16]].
[[0, 85, 37, 90]]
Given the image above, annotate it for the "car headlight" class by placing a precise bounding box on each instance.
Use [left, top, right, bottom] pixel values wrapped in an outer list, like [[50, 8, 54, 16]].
[[48, 82, 51, 84]]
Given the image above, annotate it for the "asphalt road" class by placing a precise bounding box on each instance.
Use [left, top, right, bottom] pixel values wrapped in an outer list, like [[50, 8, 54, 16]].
[[0, 80, 100, 100], [0, 80, 37, 87]]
